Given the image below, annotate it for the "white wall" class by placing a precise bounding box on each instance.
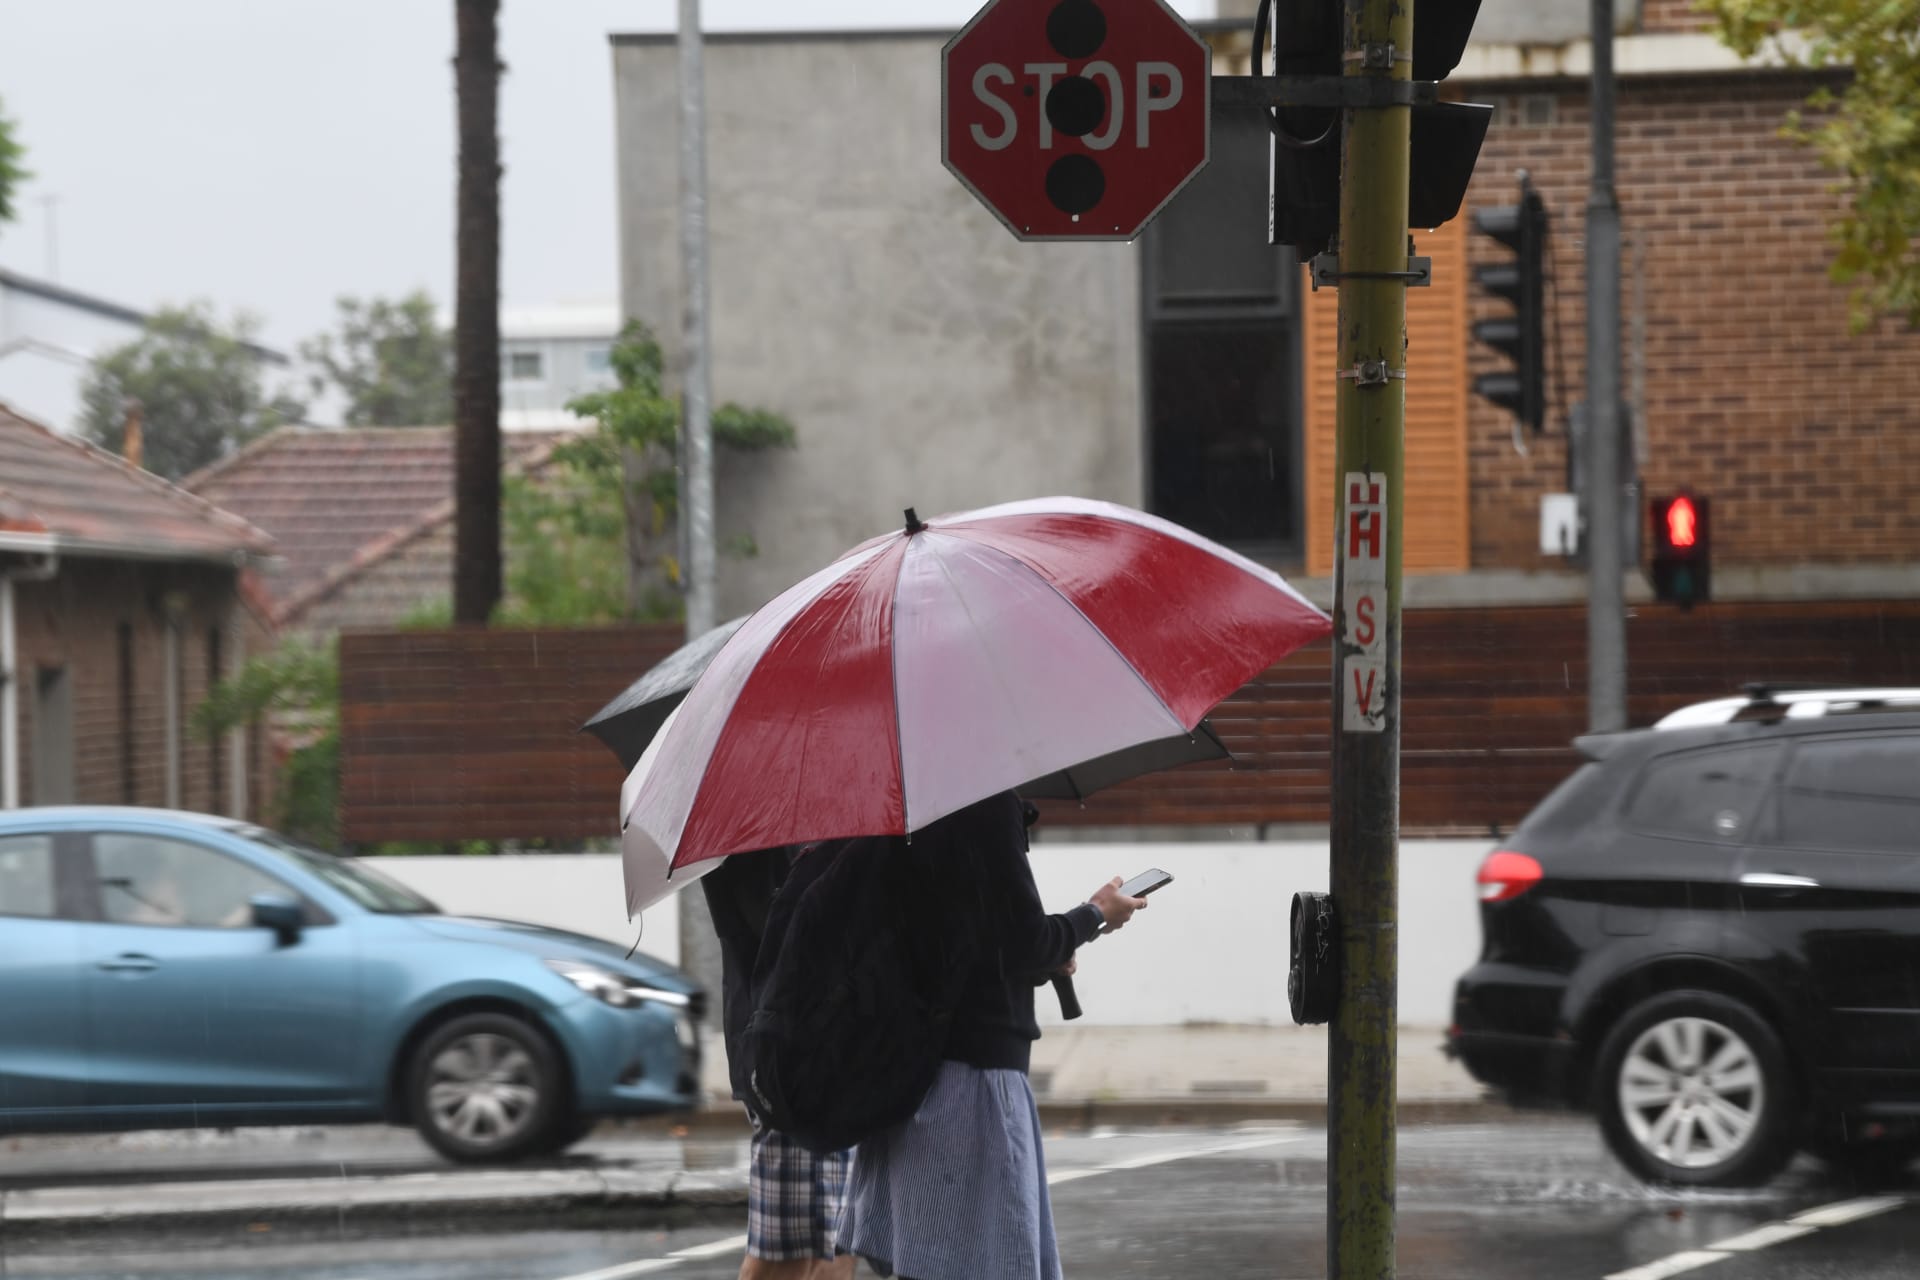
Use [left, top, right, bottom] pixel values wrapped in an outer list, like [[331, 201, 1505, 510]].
[[369, 839, 1493, 1028]]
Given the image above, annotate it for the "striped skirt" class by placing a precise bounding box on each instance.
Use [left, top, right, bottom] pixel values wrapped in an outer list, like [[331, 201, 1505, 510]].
[[836, 1061, 1063, 1280]]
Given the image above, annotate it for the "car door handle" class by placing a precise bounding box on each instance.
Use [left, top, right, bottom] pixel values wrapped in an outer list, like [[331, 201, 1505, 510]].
[[1740, 872, 1820, 890], [97, 953, 159, 973]]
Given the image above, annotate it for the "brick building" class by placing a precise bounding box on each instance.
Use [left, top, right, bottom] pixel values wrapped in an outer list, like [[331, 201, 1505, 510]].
[[0, 406, 277, 816]]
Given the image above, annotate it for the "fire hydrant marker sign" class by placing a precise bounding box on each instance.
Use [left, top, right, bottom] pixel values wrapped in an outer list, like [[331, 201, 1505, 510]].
[[942, 0, 1211, 241], [1341, 471, 1388, 734]]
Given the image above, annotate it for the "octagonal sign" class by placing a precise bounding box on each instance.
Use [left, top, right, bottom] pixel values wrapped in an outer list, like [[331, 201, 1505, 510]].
[[942, 0, 1211, 241]]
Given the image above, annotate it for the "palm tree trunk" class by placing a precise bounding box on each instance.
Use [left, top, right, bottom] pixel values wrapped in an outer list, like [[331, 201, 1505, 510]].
[[452, 0, 502, 625]]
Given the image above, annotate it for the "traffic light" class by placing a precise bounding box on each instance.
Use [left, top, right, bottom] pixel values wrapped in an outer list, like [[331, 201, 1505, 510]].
[[1649, 493, 1711, 607], [1470, 184, 1549, 433], [1264, 0, 1493, 257]]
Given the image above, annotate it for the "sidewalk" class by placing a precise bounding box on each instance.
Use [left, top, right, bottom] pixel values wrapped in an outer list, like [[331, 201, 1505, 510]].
[[4, 1024, 1505, 1232]]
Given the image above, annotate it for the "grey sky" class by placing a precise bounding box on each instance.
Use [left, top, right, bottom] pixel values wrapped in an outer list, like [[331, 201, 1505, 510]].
[[0, 0, 1216, 394]]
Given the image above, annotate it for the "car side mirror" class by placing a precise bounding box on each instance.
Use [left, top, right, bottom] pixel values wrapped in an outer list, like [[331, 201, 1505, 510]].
[[250, 893, 304, 945]]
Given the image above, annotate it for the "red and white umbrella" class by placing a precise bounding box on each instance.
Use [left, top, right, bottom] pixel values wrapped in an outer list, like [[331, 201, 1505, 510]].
[[625, 496, 1330, 881]]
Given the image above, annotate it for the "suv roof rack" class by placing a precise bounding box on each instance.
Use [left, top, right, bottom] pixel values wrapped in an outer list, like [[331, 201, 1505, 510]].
[[1654, 687, 1920, 729]]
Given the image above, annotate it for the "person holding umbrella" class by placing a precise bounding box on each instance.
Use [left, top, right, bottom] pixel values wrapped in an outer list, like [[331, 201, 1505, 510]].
[[617, 497, 1332, 1278], [832, 791, 1148, 1280]]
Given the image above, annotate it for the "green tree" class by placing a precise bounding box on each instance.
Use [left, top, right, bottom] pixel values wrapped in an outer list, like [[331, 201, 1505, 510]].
[[80, 304, 306, 480], [565, 320, 796, 617], [192, 641, 340, 848], [0, 96, 27, 228], [1701, 0, 1920, 331], [301, 292, 454, 425]]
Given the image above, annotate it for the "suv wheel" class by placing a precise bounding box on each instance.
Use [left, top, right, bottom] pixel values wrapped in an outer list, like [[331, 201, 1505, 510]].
[[408, 1012, 563, 1163], [1594, 990, 1795, 1188]]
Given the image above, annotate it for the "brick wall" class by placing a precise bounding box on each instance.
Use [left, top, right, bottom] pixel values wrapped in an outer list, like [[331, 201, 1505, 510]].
[[10, 558, 272, 818], [1460, 72, 1920, 570]]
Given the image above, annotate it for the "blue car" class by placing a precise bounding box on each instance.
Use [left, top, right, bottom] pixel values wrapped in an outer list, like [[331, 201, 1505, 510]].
[[0, 807, 703, 1163]]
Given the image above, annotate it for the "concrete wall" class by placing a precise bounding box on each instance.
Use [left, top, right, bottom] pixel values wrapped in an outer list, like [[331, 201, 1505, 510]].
[[369, 838, 1493, 1028], [612, 33, 1146, 620]]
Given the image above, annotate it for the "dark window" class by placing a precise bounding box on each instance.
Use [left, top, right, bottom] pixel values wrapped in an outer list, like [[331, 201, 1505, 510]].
[[93, 833, 287, 930], [1778, 735, 1920, 854], [118, 622, 136, 804], [0, 834, 57, 919], [1143, 104, 1300, 552], [1625, 743, 1784, 842]]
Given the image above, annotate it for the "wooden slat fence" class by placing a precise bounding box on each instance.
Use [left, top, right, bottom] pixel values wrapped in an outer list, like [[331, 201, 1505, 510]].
[[339, 601, 1920, 844]]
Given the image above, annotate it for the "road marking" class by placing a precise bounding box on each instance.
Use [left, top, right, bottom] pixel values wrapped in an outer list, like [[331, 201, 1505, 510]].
[[1603, 1194, 1906, 1280], [1709, 1222, 1815, 1251], [669, 1234, 750, 1260], [551, 1261, 682, 1280], [1603, 1251, 1729, 1280], [1789, 1194, 1903, 1227], [552, 1131, 1303, 1280]]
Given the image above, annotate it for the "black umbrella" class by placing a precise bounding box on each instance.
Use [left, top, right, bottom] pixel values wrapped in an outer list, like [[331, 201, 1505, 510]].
[[582, 616, 750, 771]]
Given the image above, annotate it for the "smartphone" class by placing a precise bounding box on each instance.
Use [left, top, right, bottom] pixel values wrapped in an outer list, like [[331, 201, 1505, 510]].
[[1120, 867, 1173, 899]]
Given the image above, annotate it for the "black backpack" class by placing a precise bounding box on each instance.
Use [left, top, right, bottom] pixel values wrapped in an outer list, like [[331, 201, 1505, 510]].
[[738, 834, 974, 1155]]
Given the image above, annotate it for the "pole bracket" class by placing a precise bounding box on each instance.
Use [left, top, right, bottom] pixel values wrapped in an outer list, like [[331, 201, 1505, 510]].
[[1338, 359, 1406, 388], [1311, 252, 1432, 290], [1343, 42, 1411, 72]]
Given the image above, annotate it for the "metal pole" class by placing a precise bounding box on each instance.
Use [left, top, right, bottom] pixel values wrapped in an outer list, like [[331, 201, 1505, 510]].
[[677, 0, 717, 640], [1585, 0, 1626, 732], [1328, 0, 1409, 1271]]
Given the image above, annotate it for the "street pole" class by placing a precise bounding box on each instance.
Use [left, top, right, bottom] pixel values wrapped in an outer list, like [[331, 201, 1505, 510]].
[[1328, 0, 1409, 1272], [1585, 0, 1627, 733], [675, 0, 726, 1040], [678, 0, 717, 641]]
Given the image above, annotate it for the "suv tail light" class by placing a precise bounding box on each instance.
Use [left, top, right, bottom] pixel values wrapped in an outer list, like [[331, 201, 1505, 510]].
[[1477, 850, 1543, 902]]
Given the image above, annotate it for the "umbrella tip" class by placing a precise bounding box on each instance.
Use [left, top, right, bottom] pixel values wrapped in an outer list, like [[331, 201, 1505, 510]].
[[904, 507, 925, 535]]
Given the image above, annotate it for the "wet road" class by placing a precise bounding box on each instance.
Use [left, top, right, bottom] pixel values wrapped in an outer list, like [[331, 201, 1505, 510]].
[[4, 1118, 1919, 1279]]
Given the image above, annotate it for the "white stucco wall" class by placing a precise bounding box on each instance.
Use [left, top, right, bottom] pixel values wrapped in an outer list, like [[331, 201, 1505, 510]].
[[612, 33, 1147, 621], [369, 839, 1493, 1028]]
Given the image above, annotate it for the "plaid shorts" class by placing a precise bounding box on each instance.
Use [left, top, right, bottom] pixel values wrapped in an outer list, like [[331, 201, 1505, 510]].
[[746, 1128, 852, 1261]]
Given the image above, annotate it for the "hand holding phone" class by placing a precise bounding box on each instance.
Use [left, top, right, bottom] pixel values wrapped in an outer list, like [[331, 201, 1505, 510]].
[[1119, 867, 1174, 899], [1089, 868, 1171, 936]]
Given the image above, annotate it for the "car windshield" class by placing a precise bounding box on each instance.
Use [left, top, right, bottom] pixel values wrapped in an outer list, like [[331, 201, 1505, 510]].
[[240, 828, 439, 915]]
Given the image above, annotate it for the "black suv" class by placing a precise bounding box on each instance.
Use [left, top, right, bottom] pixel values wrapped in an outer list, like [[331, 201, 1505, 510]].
[[1449, 687, 1920, 1187]]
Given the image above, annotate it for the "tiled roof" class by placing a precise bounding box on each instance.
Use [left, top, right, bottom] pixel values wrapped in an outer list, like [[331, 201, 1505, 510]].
[[0, 404, 275, 562], [184, 425, 573, 624]]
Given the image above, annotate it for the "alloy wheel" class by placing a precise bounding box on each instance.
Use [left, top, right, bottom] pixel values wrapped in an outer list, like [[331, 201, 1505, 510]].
[[1617, 1015, 1764, 1170]]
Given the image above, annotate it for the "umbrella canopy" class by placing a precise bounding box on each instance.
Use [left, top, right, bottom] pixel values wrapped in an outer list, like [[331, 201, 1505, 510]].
[[628, 496, 1332, 873], [619, 704, 722, 917], [583, 616, 749, 771]]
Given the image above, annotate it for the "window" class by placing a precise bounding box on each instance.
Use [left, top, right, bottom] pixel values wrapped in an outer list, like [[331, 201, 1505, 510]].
[[93, 834, 288, 929], [0, 834, 57, 919], [1779, 736, 1920, 854], [502, 349, 544, 382], [118, 622, 136, 804], [207, 627, 224, 814], [585, 346, 612, 374], [1625, 743, 1784, 841], [242, 827, 436, 914], [1142, 104, 1299, 551]]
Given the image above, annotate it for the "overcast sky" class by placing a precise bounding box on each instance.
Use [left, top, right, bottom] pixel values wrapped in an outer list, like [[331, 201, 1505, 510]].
[[0, 0, 1217, 369]]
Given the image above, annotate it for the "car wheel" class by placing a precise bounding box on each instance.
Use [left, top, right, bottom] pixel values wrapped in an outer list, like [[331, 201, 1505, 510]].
[[408, 1012, 562, 1164], [1593, 990, 1795, 1188]]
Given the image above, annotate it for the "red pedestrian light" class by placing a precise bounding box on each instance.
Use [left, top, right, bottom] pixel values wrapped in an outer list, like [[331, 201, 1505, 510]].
[[1666, 495, 1698, 549]]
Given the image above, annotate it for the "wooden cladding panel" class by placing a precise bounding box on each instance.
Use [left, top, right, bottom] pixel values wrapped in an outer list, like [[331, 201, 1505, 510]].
[[338, 603, 1920, 844], [1303, 219, 1471, 576]]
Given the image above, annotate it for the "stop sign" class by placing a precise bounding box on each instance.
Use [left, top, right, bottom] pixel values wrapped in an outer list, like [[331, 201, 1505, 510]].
[[942, 0, 1211, 241]]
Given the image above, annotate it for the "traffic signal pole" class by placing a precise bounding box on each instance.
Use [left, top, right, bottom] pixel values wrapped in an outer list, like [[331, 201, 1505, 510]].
[[1328, 0, 1410, 1272], [1585, 0, 1627, 732]]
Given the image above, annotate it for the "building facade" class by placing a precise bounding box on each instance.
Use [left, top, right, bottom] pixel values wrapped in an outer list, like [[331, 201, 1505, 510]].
[[610, 13, 1920, 621]]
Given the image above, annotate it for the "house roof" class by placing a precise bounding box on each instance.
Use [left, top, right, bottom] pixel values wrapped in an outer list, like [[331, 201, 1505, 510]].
[[0, 404, 276, 564], [183, 424, 573, 625]]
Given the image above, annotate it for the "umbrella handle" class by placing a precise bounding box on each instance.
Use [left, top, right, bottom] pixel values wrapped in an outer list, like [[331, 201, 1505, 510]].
[[1052, 974, 1083, 1021]]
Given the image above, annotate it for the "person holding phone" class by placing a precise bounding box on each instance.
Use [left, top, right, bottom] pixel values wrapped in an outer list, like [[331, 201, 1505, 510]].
[[834, 790, 1150, 1280]]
